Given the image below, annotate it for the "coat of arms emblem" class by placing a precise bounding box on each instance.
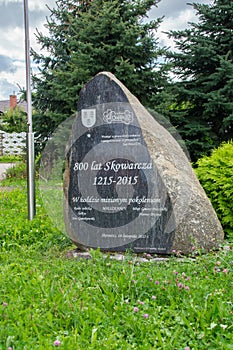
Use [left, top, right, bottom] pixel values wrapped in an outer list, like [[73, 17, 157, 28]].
[[81, 109, 96, 128]]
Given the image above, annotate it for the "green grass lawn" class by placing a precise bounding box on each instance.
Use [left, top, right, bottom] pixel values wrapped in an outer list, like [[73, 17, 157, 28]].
[[0, 179, 233, 349]]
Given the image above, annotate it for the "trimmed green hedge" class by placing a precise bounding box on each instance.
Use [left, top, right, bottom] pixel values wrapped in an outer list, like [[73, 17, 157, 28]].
[[0, 155, 22, 163], [195, 141, 233, 239]]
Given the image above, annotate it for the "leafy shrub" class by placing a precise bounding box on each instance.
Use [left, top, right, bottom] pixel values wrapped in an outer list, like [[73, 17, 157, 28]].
[[3, 160, 27, 182], [195, 141, 233, 239], [3, 157, 41, 182]]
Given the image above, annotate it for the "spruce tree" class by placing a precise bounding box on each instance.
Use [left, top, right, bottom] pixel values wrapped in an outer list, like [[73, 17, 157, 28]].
[[165, 0, 233, 161], [32, 0, 167, 143]]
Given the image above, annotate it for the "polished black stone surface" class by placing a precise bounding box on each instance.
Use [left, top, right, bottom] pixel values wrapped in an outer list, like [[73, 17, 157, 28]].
[[65, 73, 175, 253]]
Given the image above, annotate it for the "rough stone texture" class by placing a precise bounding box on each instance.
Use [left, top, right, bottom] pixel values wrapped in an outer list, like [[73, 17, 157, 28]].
[[64, 72, 224, 254], [118, 74, 224, 253]]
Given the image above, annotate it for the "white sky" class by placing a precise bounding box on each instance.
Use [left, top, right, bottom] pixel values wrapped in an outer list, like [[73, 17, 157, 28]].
[[0, 0, 212, 100]]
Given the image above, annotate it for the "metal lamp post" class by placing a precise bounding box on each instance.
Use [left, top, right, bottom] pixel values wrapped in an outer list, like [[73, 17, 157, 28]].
[[23, 0, 35, 220]]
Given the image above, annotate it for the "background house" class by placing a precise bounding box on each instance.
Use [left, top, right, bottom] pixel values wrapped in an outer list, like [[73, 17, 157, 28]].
[[0, 94, 27, 115]]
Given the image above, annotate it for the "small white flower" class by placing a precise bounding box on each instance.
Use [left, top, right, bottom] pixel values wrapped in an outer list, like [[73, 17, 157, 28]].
[[220, 324, 228, 330], [210, 322, 217, 329]]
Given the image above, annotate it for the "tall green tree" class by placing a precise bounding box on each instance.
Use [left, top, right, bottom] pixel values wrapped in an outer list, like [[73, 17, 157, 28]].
[[32, 0, 168, 143], [164, 0, 233, 161]]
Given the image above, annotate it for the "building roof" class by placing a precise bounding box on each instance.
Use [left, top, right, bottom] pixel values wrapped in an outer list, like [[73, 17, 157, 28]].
[[0, 99, 27, 114], [0, 100, 10, 113]]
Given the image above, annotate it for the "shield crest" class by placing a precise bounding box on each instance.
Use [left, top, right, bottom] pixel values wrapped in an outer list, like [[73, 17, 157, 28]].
[[81, 109, 96, 128]]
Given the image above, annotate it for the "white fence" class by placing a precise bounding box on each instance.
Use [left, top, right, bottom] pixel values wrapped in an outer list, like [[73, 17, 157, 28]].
[[0, 131, 27, 155]]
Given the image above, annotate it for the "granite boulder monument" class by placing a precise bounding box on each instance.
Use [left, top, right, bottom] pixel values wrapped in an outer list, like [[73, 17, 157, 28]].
[[63, 72, 224, 254]]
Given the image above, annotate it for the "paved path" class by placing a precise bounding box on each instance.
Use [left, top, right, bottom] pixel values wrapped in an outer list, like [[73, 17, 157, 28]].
[[0, 163, 15, 180]]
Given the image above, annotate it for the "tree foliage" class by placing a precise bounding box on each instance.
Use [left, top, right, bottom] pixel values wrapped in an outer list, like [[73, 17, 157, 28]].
[[32, 0, 167, 144], [164, 0, 233, 161], [0, 106, 27, 133]]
